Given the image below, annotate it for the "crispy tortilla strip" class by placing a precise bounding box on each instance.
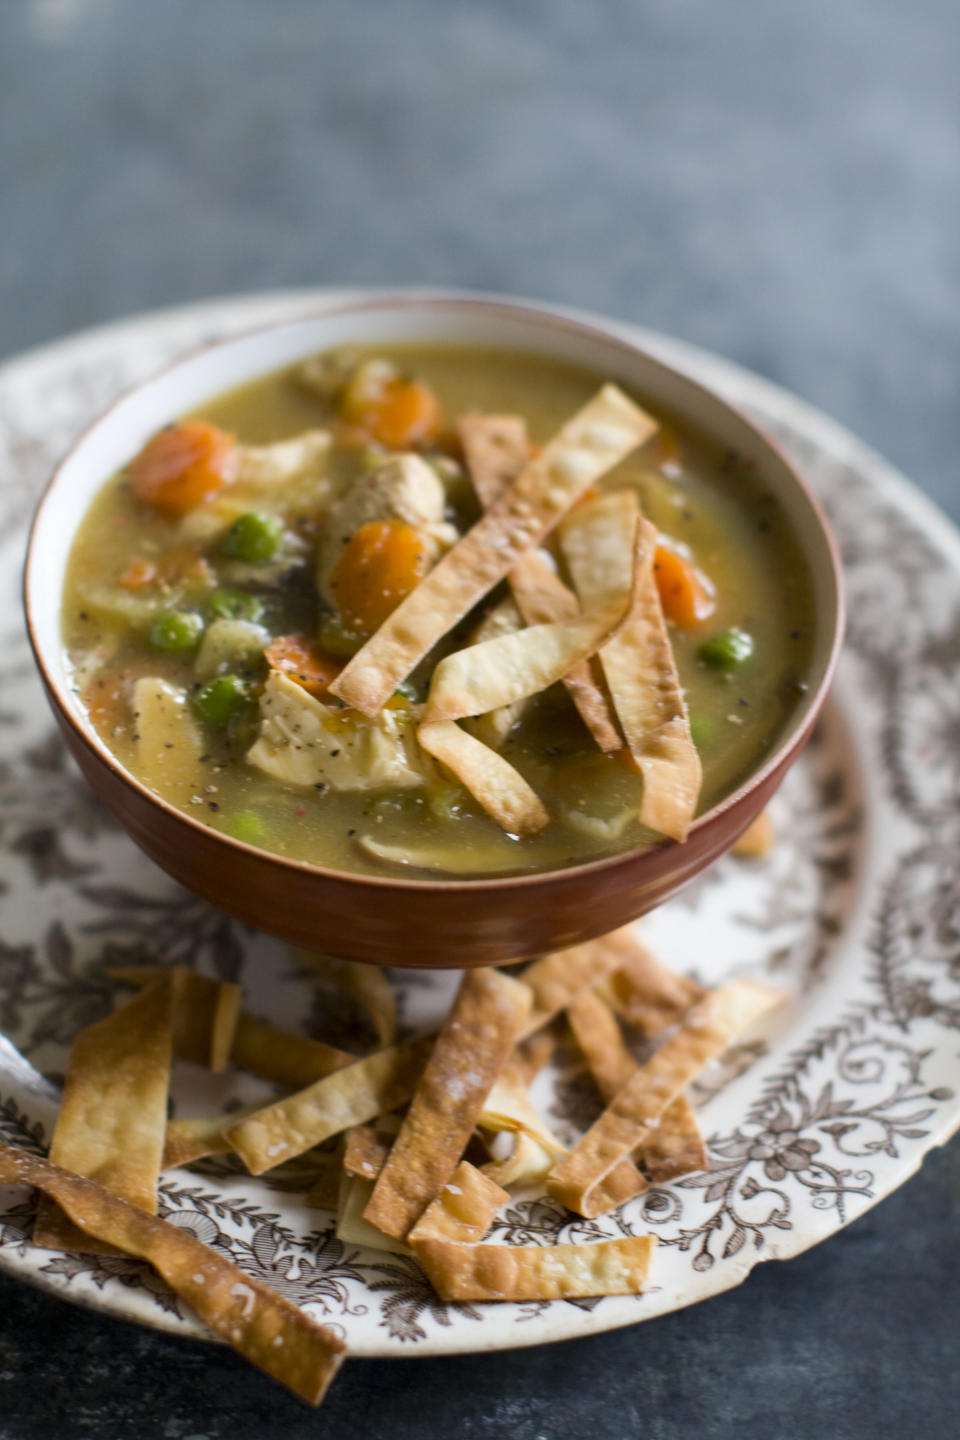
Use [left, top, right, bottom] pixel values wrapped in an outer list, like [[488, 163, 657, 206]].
[[225, 1037, 434, 1175], [599, 938, 705, 1036], [297, 953, 396, 1048], [363, 971, 532, 1239], [509, 554, 622, 751], [408, 1161, 508, 1245], [507, 1030, 557, 1088], [34, 976, 175, 1253], [343, 1124, 393, 1183], [232, 1014, 356, 1090], [561, 494, 701, 840], [548, 979, 781, 1217], [466, 596, 530, 749], [482, 1131, 554, 1190], [518, 927, 640, 1038], [111, 966, 357, 1087], [418, 719, 549, 835], [0, 1142, 345, 1405], [330, 386, 657, 715], [566, 989, 637, 1104], [457, 414, 531, 507], [109, 965, 247, 1071], [415, 1232, 657, 1303], [459, 412, 622, 751], [732, 809, 775, 858], [641, 1094, 707, 1184], [336, 1173, 412, 1256], [423, 585, 635, 725], [163, 1115, 236, 1169], [566, 989, 705, 1193], [209, 981, 242, 1074]]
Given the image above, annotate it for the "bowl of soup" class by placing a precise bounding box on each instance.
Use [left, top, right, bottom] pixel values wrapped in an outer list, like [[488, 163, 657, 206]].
[[24, 293, 843, 966]]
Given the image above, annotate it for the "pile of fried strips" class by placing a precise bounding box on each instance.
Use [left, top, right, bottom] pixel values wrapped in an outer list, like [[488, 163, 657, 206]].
[[326, 385, 701, 843], [0, 925, 780, 1406]]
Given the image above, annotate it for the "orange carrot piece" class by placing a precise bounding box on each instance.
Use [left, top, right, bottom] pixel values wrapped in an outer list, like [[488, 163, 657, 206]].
[[329, 520, 430, 635], [129, 421, 238, 517], [120, 560, 159, 590], [264, 635, 343, 698], [653, 545, 714, 627], [341, 378, 441, 450]]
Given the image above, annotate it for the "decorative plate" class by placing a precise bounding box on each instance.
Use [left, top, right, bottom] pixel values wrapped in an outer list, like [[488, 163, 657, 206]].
[[1, 291, 958, 1357]]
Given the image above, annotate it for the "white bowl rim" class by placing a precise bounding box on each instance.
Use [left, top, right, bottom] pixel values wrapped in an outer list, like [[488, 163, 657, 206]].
[[23, 288, 846, 892]]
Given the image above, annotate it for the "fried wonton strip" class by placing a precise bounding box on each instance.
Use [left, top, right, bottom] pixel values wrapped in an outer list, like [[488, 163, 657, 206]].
[[363, 971, 532, 1239], [407, 1161, 508, 1246], [225, 1037, 434, 1175], [457, 413, 623, 752], [162, 1115, 236, 1169], [34, 976, 175, 1253], [561, 494, 701, 840], [478, 1077, 567, 1159], [457, 414, 531, 507], [548, 980, 781, 1217], [330, 386, 657, 715], [209, 981, 243, 1074], [466, 597, 530, 749], [0, 1143, 345, 1405], [732, 809, 775, 858], [423, 586, 635, 724], [565, 990, 705, 1192], [297, 952, 397, 1048], [415, 1233, 657, 1303], [110, 966, 357, 1087], [507, 1029, 557, 1088], [599, 938, 705, 1037], [641, 1095, 708, 1184], [508, 554, 623, 751], [518, 927, 640, 1038], [343, 1124, 393, 1183], [418, 719, 549, 835], [566, 989, 638, 1104], [482, 1132, 555, 1190]]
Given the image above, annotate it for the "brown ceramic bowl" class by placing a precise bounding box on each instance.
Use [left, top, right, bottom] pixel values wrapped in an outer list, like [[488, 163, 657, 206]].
[[23, 292, 844, 967]]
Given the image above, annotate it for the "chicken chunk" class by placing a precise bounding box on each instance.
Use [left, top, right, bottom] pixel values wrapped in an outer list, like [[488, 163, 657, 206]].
[[132, 677, 206, 805], [316, 454, 458, 605], [180, 430, 336, 544], [247, 671, 431, 792]]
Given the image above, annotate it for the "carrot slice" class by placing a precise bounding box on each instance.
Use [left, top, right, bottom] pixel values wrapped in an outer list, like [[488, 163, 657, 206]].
[[341, 378, 441, 450], [130, 421, 238, 517], [264, 634, 343, 698], [120, 559, 159, 590], [330, 520, 430, 635], [652, 545, 714, 626]]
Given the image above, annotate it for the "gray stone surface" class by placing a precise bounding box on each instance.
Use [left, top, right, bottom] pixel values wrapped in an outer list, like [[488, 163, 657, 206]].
[[0, 1, 958, 1435]]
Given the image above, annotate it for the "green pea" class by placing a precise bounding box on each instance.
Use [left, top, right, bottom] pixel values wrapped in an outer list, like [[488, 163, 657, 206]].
[[222, 809, 266, 844], [698, 628, 755, 670], [222, 511, 284, 564], [689, 715, 713, 750], [192, 674, 248, 726], [209, 587, 265, 622], [148, 610, 204, 653], [318, 614, 367, 657]]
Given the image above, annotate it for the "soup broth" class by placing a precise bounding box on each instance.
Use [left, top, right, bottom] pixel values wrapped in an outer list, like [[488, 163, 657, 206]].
[[62, 344, 814, 877]]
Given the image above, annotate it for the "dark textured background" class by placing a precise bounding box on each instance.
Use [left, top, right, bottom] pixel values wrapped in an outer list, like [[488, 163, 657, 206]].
[[1, 1, 958, 1436]]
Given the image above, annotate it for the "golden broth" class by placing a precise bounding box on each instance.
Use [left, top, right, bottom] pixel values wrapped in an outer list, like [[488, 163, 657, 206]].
[[62, 345, 814, 877]]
